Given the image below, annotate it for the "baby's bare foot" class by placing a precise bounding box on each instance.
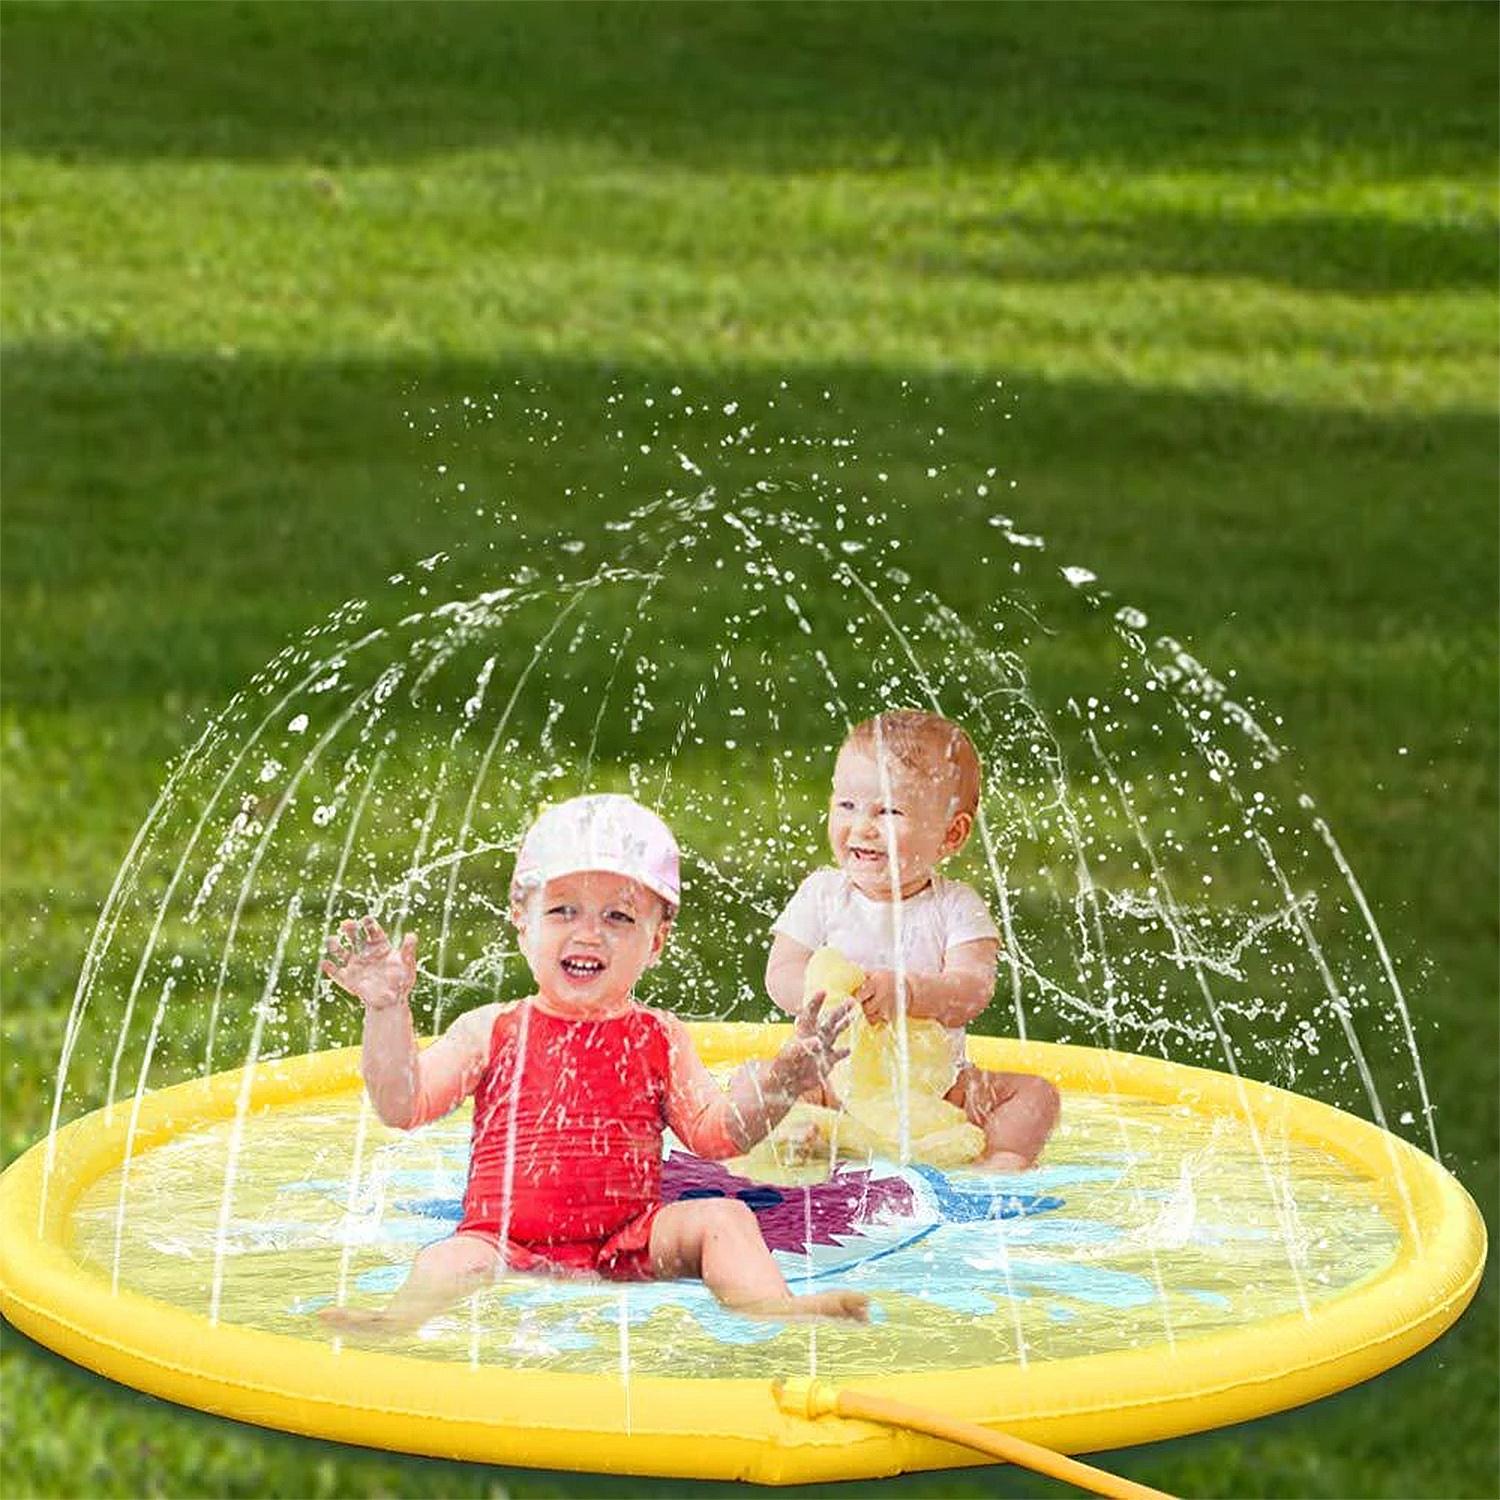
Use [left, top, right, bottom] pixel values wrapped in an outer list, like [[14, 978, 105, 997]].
[[319, 1304, 414, 1336], [806, 1289, 870, 1321], [734, 1289, 870, 1322], [971, 1149, 1032, 1173], [778, 1117, 826, 1166]]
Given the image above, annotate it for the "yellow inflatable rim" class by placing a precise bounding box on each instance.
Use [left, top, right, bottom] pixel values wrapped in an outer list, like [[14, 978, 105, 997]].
[[0, 1027, 1485, 1485]]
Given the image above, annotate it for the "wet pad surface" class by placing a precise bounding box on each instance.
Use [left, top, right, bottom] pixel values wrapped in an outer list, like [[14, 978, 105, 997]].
[[71, 1088, 1402, 1379]]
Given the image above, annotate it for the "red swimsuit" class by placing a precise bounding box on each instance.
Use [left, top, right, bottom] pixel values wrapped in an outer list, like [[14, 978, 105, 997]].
[[456, 1001, 673, 1280]]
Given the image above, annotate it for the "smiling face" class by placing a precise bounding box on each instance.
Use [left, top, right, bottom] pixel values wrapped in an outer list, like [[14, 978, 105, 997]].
[[512, 870, 669, 1016], [828, 743, 972, 901]]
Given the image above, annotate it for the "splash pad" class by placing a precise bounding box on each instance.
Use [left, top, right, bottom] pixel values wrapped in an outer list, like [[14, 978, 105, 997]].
[[0, 1026, 1483, 1482], [1, 384, 1485, 1481]]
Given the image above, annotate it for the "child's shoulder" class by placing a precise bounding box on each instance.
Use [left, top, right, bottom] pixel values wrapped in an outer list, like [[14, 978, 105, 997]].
[[630, 1003, 697, 1064], [774, 866, 850, 929], [791, 865, 848, 902], [634, 1000, 688, 1038], [928, 873, 998, 935], [446, 999, 520, 1048]]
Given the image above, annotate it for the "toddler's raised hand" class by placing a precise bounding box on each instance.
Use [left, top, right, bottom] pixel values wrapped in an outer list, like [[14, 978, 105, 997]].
[[778, 990, 855, 1095], [321, 916, 417, 1011]]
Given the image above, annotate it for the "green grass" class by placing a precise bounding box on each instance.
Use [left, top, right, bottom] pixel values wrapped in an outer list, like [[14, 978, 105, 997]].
[[2, 3, 1496, 1497]]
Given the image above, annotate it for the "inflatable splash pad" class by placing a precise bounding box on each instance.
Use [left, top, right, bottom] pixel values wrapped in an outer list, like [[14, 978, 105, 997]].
[[0, 1024, 1483, 1485]]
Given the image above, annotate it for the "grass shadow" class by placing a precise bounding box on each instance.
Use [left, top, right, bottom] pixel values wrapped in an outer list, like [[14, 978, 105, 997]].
[[3, 1, 1494, 179], [937, 207, 1497, 295], [2, 344, 1494, 714]]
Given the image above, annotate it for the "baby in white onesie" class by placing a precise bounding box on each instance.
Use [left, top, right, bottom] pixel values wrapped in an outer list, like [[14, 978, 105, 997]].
[[765, 710, 1060, 1171]]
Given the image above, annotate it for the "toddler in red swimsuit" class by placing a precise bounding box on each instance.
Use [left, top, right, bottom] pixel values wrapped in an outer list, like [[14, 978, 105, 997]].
[[320, 793, 867, 1333]]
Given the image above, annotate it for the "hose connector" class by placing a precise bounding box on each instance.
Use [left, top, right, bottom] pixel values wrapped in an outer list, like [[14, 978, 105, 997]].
[[771, 1375, 840, 1420], [774, 1378, 1179, 1500]]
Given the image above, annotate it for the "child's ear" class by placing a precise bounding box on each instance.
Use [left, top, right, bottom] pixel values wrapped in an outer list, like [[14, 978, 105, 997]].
[[646, 915, 673, 968], [943, 810, 974, 857], [510, 902, 531, 953]]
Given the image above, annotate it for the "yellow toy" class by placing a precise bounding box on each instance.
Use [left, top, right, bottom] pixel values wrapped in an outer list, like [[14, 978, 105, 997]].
[[755, 947, 984, 1168]]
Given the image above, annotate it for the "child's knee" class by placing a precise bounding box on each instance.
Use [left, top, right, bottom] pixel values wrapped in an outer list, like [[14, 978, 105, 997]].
[[966, 1068, 1059, 1126], [1018, 1074, 1061, 1127], [700, 1197, 760, 1242], [446, 1234, 501, 1282]]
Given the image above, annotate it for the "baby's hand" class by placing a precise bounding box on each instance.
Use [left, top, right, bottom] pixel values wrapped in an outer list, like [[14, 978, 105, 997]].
[[856, 969, 903, 1024], [321, 916, 417, 1011], [777, 991, 855, 1095]]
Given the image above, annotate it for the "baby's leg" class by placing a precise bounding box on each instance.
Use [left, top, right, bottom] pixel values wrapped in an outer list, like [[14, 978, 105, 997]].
[[320, 1231, 503, 1335], [649, 1199, 868, 1322], [954, 1066, 1061, 1171]]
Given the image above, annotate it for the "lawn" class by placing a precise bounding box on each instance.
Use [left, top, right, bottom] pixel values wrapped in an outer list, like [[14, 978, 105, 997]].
[[1, 3, 1496, 1497]]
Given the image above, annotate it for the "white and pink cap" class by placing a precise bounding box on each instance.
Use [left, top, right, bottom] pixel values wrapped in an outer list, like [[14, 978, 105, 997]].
[[512, 794, 681, 913]]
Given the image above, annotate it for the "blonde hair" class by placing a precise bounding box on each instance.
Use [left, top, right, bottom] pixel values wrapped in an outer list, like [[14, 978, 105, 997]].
[[843, 710, 982, 820]]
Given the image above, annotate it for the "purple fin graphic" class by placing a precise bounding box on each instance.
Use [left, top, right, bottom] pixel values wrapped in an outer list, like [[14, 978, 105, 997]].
[[661, 1150, 914, 1253]]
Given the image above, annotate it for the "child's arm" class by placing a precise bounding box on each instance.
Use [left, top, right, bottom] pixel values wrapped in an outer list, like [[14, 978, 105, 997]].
[[659, 995, 853, 1157], [360, 999, 495, 1129], [764, 932, 815, 1016], [858, 937, 999, 1028], [321, 916, 493, 1129]]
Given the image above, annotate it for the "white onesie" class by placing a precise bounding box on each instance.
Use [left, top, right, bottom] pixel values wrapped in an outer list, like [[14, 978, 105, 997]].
[[771, 868, 1000, 1066]]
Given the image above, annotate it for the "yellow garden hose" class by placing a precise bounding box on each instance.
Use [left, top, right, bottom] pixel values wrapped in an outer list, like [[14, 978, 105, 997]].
[[773, 1377, 1177, 1500]]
